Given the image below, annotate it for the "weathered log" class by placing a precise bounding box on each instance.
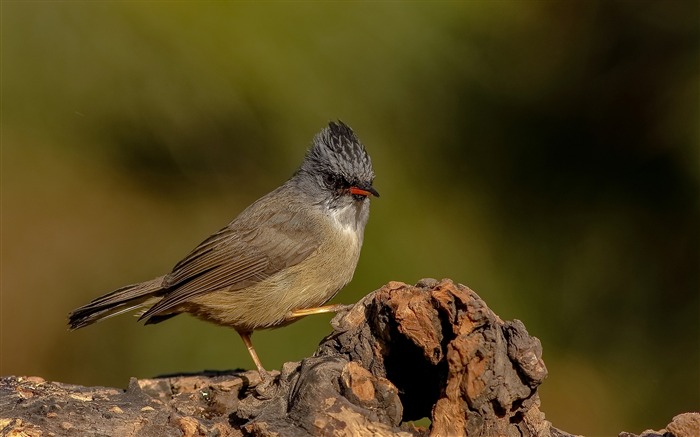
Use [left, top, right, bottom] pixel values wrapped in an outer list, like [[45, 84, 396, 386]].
[[1, 279, 692, 436], [619, 413, 700, 437]]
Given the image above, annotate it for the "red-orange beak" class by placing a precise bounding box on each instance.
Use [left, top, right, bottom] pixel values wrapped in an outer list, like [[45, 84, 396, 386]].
[[349, 186, 380, 198]]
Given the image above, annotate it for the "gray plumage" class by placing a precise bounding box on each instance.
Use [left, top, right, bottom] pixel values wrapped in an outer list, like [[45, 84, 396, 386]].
[[68, 121, 378, 373]]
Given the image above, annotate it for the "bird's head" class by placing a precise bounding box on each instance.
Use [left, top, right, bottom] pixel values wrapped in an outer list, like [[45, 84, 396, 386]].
[[297, 121, 379, 208]]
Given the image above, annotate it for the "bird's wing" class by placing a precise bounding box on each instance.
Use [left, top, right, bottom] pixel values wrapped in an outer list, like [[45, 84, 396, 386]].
[[139, 198, 321, 320]]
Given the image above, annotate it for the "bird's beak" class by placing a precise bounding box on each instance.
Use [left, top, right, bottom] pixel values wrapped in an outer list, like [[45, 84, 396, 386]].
[[350, 186, 380, 198]]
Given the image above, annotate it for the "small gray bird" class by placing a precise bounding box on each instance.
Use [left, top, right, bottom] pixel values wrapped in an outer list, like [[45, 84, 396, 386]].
[[68, 121, 378, 378]]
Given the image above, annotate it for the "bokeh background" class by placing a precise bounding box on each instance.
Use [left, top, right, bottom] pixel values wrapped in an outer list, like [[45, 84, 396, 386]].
[[2, 2, 698, 435]]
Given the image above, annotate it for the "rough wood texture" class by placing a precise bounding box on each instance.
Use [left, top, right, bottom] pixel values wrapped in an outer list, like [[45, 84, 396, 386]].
[[618, 413, 700, 437], [1, 279, 694, 436]]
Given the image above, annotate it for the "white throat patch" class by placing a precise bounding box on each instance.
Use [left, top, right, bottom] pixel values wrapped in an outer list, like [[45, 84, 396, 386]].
[[329, 203, 362, 239]]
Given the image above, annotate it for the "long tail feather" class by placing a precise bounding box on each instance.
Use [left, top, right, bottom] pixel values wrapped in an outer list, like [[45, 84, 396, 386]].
[[68, 277, 165, 330]]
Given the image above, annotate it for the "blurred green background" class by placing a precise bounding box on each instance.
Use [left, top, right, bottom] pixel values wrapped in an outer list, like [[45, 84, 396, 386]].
[[2, 2, 698, 435]]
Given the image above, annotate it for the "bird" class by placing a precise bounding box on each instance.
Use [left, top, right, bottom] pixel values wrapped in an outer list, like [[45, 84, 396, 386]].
[[68, 121, 379, 379]]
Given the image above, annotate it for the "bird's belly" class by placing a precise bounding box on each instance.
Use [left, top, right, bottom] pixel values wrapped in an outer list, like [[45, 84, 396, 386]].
[[185, 231, 361, 332]]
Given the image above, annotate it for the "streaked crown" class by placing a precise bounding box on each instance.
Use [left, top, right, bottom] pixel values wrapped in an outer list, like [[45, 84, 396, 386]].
[[301, 121, 375, 187]]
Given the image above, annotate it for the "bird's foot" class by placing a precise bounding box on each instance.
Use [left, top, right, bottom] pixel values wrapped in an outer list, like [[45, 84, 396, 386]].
[[252, 369, 280, 399], [287, 303, 352, 319]]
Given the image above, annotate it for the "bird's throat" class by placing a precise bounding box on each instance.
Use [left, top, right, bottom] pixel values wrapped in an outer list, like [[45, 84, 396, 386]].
[[328, 201, 368, 242]]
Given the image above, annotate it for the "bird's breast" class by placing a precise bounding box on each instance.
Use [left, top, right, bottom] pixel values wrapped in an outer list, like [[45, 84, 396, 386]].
[[186, 207, 364, 332]]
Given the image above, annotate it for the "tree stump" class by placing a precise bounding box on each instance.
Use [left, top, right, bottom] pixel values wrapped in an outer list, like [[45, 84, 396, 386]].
[[1, 279, 694, 436]]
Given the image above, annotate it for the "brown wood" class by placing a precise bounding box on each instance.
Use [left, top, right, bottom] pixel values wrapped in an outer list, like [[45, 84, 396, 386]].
[[1, 279, 693, 436]]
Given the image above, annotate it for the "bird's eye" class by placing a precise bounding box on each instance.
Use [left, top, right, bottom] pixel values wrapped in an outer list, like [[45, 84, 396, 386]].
[[324, 173, 350, 189], [323, 173, 339, 189]]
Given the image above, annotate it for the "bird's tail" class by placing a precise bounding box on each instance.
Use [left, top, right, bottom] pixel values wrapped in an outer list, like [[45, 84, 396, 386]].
[[68, 277, 165, 330]]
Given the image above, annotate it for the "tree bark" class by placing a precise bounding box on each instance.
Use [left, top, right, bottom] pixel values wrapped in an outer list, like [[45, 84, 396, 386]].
[[1, 279, 695, 436]]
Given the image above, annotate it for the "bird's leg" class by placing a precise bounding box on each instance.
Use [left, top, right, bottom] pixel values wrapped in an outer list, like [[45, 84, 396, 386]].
[[238, 331, 269, 381], [287, 303, 350, 319]]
